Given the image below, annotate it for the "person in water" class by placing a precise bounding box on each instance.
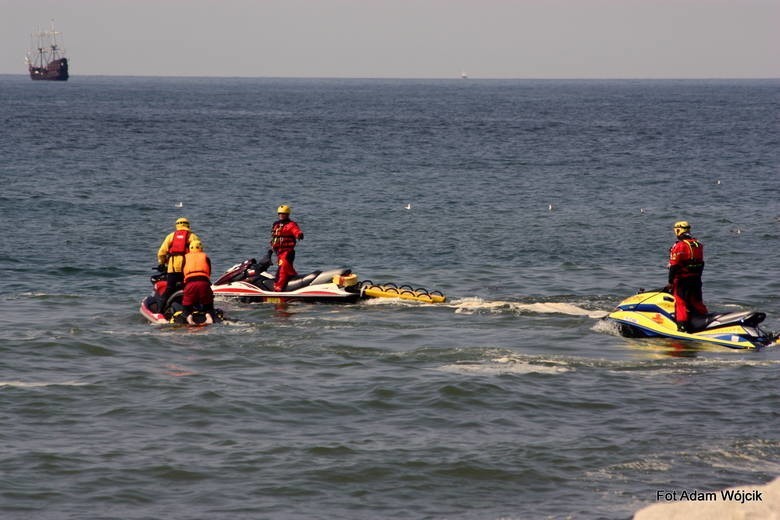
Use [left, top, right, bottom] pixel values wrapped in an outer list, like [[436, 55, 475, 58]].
[[666, 220, 708, 332], [182, 240, 215, 324], [157, 217, 203, 307], [269, 204, 304, 292]]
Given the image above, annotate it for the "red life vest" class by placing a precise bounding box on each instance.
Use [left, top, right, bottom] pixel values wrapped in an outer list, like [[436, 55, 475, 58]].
[[270, 220, 301, 251], [169, 230, 190, 255], [669, 238, 705, 276]]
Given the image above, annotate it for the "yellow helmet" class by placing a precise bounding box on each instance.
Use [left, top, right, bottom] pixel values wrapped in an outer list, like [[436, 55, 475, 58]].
[[175, 217, 191, 229], [277, 205, 291, 215], [673, 220, 691, 237], [189, 240, 203, 252]]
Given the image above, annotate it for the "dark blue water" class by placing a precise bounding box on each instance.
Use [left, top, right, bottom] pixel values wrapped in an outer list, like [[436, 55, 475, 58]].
[[1, 75, 779, 519]]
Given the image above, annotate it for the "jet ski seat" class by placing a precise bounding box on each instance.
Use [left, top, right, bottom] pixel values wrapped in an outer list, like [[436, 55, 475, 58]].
[[691, 311, 766, 332], [282, 271, 322, 292]]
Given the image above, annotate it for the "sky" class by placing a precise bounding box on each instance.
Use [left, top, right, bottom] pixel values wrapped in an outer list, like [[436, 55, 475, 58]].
[[2, 0, 778, 79]]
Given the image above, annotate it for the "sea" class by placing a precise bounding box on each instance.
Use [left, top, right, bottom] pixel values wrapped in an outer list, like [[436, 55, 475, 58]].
[[0, 75, 778, 520]]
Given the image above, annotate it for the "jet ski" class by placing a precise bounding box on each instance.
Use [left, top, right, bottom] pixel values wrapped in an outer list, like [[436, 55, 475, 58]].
[[211, 258, 361, 303], [606, 289, 778, 350], [140, 270, 225, 326]]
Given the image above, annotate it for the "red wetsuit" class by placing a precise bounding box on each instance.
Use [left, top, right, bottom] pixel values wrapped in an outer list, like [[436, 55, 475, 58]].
[[668, 235, 708, 326], [270, 218, 304, 292]]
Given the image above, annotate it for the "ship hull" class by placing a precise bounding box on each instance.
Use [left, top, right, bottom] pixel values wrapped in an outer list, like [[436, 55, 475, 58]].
[[29, 58, 69, 81]]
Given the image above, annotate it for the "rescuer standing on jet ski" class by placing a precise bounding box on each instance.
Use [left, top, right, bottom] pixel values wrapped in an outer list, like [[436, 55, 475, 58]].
[[269, 205, 303, 292], [667, 220, 708, 332], [157, 217, 203, 306]]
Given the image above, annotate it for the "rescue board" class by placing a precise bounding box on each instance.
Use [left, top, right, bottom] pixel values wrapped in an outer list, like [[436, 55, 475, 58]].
[[360, 281, 446, 303]]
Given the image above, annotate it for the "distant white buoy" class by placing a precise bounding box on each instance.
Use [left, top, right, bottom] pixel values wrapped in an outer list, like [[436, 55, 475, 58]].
[[175, 201, 183, 208], [405, 203, 411, 210], [716, 180, 721, 185], [548, 204, 553, 211], [640, 208, 646, 214]]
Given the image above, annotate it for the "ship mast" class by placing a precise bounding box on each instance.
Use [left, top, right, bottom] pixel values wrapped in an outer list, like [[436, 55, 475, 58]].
[[28, 20, 65, 67], [46, 20, 65, 61], [44, 19, 64, 61]]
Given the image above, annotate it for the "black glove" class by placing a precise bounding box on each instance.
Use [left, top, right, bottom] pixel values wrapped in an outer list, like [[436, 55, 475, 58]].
[[156, 263, 166, 273], [663, 284, 672, 293], [298, 233, 304, 241]]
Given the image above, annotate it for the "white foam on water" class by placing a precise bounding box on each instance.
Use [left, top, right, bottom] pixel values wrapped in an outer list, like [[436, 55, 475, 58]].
[[592, 318, 623, 336], [451, 297, 608, 319], [0, 380, 88, 388], [438, 354, 573, 376], [16, 292, 58, 298], [450, 297, 511, 313], [586, 458, 673, 482]]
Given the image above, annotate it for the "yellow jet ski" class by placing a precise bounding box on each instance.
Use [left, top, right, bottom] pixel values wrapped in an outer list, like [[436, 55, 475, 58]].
[[606, 290, 778, 350]]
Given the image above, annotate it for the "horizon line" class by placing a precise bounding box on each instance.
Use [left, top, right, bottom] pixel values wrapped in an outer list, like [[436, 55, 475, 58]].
[[2, 72, 779, 81]]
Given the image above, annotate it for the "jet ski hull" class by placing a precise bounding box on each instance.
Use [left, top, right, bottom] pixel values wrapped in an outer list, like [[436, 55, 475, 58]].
[[211, 259, 361, 304], [140, 297, 170, 325], [139, 272, 224, 326], [212, 280, 361, 303], [606, 291, 776, 350]]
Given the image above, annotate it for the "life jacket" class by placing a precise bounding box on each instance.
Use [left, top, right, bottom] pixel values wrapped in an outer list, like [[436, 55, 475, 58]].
[[669, 237, 705, 276], [184, 252, 211, 282], [169, 229, 190, 255], [270, 220, 299, 250]]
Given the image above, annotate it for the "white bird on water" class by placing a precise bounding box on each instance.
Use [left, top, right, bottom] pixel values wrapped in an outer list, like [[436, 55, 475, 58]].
[[175, 201, 183, 208], [405, 203, 411, 210], [548, 204, 553, 211]]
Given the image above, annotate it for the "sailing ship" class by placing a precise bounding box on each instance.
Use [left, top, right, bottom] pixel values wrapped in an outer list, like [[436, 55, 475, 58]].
[[26, 21, 69, 81]]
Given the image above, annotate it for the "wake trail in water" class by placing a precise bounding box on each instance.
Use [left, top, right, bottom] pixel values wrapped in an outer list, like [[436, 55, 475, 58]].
[[0, 380, 88, 388], [450, 297, 609, 319]]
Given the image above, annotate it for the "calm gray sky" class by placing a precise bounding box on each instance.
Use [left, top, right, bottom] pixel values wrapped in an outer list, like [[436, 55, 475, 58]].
[[3, 0, 778, 78]]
